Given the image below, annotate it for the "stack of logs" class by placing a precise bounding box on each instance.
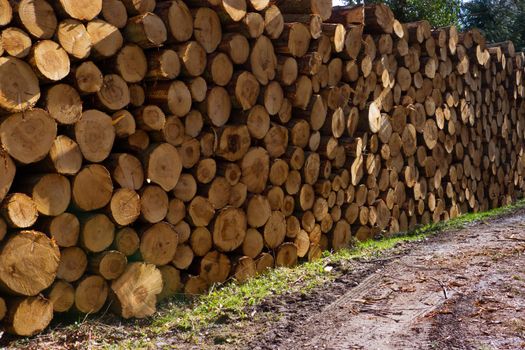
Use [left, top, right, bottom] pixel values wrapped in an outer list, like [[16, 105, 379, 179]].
[[0, 0, 524, 337]]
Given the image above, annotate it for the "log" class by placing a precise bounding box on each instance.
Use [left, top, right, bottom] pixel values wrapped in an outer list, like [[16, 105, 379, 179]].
[[172, 243, 194, 269], [109, 188, 141, 226], [250, 35, 277, 85], [140, 185, 169, 223], [1, 27, 32, 58], [0, 0, 12, 27], [156, 0, 193, 43], [0, 108, 56, 164], [74, 275, 108, 313], [113, 227, 140, 256], [121, 0, 155, 15], [0, 231, 59, 296], [1, 193, 38, 228], [139, 222, 179, 265], [56, 247, 87, 282], [14, 0, 57, 39], [0, 57, 40, 113], [101, 0, 128, 28], [80, 214, 115, 253], [264, 5, 284, 39], [57, 20, 92, 60], [333, 4, 394, 34], [86, 19, 123, 58], [213, 207, 247, 252], [72, 61, 103, 94], [233, 256, 257, 282], [41, 212, 79, 248], [255, 252, 274, 273], [72, 164, 113, 211], [45, 84, 83, 125], [275, 242, 298, 267], [95, 74, 130, 111], [47, 280, 74, 313], [142, 143, 182, 191], [241, 147, 270, 193], [124, 12, 167, 48], [275, 0, 332, 21], [89, 250, 127, 280], [107, 153, 144, 190], [218, 33, 250, 64], [200, 250, 231, 283], [4, 296, 53, 336], [157, 265, 181, 301], [19, 173, 71, 216]]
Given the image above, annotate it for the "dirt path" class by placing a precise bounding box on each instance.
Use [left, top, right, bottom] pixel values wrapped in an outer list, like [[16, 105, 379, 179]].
[[246, 211, 525, 350]]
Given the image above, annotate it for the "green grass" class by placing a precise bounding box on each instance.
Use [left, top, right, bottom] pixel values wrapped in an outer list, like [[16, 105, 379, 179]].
[[150, 198, 525, 336]]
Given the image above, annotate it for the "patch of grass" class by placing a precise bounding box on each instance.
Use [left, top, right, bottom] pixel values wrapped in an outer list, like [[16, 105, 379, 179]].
[[150, 199, 525, 336]]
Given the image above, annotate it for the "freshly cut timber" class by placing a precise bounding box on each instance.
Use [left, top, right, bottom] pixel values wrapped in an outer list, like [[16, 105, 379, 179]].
[[75, 109, 116, 162], [121, 0, 156, 15], [42, 213, 80, 248], [139, 222, 179, 265], [72, 61, 103, 94], [15, 0, 57, 39], [56, 0, 102, 21], [0, 108, 57, 164], [124, 12, 167, 48], [95, 74, 130, 111], [0, 231, 59, 296], [200, 250, 231, 283], [193, 8, 222, 53], [332, 4, 395, 34], [101, 0, 128, 28], [157, 265, 181, 301], [109, 188, 141, 226], [241, 147, 270, 193], [0, 151, 16, 203], [47, 280, 75, 313], [45, 84, 83, 125], [1, 28, 32, 58], [114, 44, 148, 83], [56, 247, 87, 282], [111, 262, 163, 318], [275, 0, 332, 21], [28, 40, 70, 81], [250, 35, 277, 85], [142, 143, 182, 191], [156, 0, 193, 43], [80, 214, 115, 253], [0, 57, 40, 113], [89, 250, 127, 280], [213, 207, 247, 252], [87, 19, 124, 58], [20, 173, 71, 216], [72, 165, 113, 211], [0, 0, 12, 27], [1, 193, 38, 229], [4, 296, 53, 336], [57, 20, 92, 60], [74, 275, 108, 313], [107, 153, 144, 190]]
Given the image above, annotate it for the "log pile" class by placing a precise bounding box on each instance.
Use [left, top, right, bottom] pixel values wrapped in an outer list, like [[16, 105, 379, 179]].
[[0, 0, 524, 336]]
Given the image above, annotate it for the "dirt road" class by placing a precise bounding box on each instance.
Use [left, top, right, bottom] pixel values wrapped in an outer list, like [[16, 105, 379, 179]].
[[246, 211, 525, 350]]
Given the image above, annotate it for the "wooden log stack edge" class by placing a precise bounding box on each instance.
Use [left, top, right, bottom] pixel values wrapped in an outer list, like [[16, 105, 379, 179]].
[[0, 0, 524, 336]]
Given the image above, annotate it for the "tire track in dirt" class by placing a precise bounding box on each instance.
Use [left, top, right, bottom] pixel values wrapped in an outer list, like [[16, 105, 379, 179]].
[[249, 211, 525, 350]]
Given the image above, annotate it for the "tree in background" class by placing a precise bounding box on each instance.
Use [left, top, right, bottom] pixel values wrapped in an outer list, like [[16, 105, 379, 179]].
[[341, 0, 461, 27], [461, 0, 525, 50]]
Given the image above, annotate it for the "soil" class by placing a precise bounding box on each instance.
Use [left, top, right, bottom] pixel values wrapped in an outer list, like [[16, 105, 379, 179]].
[[3, 209, 525, 349], [239, 210, 525, 350]]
